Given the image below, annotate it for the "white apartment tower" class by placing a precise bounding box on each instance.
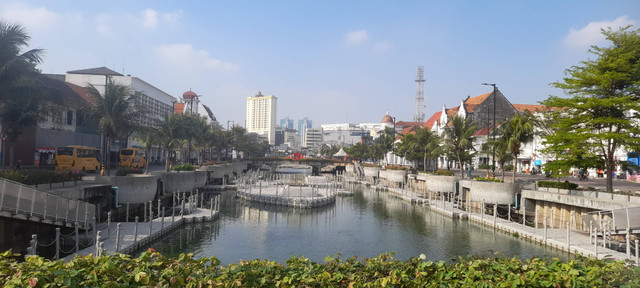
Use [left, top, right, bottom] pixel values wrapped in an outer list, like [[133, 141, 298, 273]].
[[246, 91, 277, 145]]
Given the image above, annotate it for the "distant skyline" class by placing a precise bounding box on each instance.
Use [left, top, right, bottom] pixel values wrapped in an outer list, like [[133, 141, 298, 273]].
[[1, 1, 638, 126]]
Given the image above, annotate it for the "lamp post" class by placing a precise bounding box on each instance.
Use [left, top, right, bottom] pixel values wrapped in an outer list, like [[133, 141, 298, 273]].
[[481, 83, 497, 177]]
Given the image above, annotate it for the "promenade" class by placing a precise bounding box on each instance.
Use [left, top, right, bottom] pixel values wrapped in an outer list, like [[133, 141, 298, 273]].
[[356, 180, 639, 265]]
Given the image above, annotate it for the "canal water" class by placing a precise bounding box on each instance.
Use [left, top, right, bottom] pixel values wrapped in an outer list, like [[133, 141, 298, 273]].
[[144, 185, 569, 264]]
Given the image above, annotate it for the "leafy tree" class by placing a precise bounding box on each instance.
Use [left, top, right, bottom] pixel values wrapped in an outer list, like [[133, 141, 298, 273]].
[[85, 79, 140, 175], [156, 114, 188, 172], [134, 126, 160, 174], [374, 127, 396, 163], [346, 142, 369, 161], [415, 127, 443, 172], [394, 132, 420, 165], [499, 113, 535, 182], [443, 115, 476, 178], [543, 26, 640, 192], [0, 21, 45, 167]]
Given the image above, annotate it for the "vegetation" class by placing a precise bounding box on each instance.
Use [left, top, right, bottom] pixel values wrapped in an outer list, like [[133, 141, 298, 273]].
[[115, 167, 144, 176], [395, 127, 442, 172], [433, 169, 454, 176], [1, 250, 638, 287], [84, 79, 140, 176], [0, 169, 84, 184], [498, 112, 535, 183], [0, 21, 49, 167], [542, 26, 640, 192], [172, 163, 196, 171], [474, 177, 503, 183], [537, 180, 579, 190], [443, 115, 476, 178]]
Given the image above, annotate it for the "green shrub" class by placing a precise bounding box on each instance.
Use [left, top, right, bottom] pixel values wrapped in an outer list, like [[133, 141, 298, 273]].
[[0, 170, 27, 183], [537, 180, 578, 190], [0, 250, 638, 287], [478, 164, 492, 170], [434, 169, 454, 176], [474, 177, 502, 182], [173, 163, 195, 171], [116, 167, 144, 176], [502, 164, 514, 172]]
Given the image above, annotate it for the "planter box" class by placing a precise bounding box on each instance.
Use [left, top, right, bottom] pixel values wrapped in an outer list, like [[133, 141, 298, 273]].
[[363, 167, 380, 177], [461, 180, 521, 205], [95, 174, 157, 204]]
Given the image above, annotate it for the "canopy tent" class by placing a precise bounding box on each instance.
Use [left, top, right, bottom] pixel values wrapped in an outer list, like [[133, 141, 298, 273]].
[[333, 148, 348, 157]]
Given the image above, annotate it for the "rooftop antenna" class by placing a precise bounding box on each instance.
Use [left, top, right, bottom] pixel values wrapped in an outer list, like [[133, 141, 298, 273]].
[[413, 66, 426, 123]]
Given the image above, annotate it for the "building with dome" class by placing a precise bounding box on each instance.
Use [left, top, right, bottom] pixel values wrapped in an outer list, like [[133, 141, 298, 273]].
[[174, 90, 218, 123]]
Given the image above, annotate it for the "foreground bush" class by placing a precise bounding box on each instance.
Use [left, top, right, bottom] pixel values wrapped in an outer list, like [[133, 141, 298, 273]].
[[1, 250, 638, 287], [173, 163, 196, 171], [537, 180, 579, 190]]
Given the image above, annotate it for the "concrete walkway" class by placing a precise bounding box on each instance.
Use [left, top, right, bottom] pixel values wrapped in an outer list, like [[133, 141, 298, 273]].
[[64, 207, 219, 261], [357, 180, 639, 264]]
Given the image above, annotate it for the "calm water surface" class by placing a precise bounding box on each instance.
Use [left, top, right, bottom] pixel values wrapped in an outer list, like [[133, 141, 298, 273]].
[[145, 185, 569, 264]]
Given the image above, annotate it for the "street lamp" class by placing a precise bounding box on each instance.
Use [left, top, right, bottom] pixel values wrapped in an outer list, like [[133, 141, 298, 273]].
[[481, 83, 497, 177]]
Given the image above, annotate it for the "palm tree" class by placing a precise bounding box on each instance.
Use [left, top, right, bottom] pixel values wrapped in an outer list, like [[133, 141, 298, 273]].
[[0, 21, 43, 102], [500, 113, 535, 183], [85, 79, 139, 175], [443, 115, 476, 178], [134, 126, 160, 174], [156, 114, 189, 172], [415, 127, 442, 172], [0, 21, 45, 167]]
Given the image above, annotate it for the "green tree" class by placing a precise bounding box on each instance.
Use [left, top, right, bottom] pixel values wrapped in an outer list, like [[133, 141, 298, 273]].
[[499, 113, 535, 183], [415, 127, 443, 172], [543, 26, 640, 192], [443, 115, 476, 178], [0, 21, 45, 167], [134, 126, 159, 174], [374, 127, 396, 163], [156, 114, 188, 172], [85, 79, 140, 175]]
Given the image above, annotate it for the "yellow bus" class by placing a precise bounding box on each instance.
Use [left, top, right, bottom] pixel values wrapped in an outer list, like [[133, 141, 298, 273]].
[[119, 148, 147, 169], [55, 145, 101, 172]]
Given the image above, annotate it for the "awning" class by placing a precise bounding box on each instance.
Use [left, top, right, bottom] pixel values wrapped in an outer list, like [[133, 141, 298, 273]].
[[37, 147, 56, 153]]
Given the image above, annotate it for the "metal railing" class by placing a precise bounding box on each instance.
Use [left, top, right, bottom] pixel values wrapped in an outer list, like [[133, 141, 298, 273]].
[[0, 178, 96, 229]]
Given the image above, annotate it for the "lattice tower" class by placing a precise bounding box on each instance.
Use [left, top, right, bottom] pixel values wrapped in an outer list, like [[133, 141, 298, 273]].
[[413, 66, 426, 122]]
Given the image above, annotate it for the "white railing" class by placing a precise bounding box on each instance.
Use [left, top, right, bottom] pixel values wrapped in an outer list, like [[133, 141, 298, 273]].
[[0, 178, 95, 229]]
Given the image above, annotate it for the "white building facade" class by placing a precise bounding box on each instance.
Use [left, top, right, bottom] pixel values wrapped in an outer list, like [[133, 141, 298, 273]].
[[246, 92, 277, 145]]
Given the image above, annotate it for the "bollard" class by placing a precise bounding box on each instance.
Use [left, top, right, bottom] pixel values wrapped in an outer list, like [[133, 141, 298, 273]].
[[508, 205, 511, 222], [144, 201, 147, 222], [149, 211, 154, 236], [543, 217, 548, 243], [107, 212, 112, 239], [626, 228, 631, 260], [98, 242, 104, 257], [31, 234, 37, 256], [635, 239, 639, 265], [566, 222, 571, 250], [161, 207, 165, 232], [92, 217, 97, 244], [481, 200, 485, 220], [590, 221, 593, 244], [210, 198, 214, 218], [95, 231, 101, 256], [115, 223, 121, 252], [134, 216, 139, 247], [158, 199, 161, 217], [259, 182, 262, 196], [126, 203, 130, 223], [55, 228, 60, 260], [75, 222, 80, 253], [535, 209, 539, 229], [181, 200, 185, 220], [594, 228, 598, 256], [493, 204, 497, 227], [149, 200, 153, 221]]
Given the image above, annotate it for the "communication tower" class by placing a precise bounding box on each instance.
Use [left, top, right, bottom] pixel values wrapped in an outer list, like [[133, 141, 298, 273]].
[[413, 66, 426, 122]]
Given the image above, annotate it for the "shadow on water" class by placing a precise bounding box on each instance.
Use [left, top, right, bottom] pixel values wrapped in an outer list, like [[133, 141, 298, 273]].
[[140, 186, 570, 264]]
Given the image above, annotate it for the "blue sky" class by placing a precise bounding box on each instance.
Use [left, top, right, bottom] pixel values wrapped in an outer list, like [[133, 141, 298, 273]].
[[1, 1, 638, 127]]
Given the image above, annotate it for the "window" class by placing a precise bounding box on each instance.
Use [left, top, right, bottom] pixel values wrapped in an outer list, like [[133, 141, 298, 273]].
[[67, 110, 73, 125]]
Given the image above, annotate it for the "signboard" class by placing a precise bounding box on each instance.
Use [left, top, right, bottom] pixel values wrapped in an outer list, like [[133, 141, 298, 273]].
[[534, 160, 542, 166]]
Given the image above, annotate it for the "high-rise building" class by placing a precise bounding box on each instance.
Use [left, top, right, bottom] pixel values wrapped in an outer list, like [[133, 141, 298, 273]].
[[246, 91, 277, 145], [298, 117, 312, 145], [280, 117, 294, 129]]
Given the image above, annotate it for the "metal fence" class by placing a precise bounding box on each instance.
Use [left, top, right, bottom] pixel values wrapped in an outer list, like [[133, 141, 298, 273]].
[[0, 178, 95, 229]]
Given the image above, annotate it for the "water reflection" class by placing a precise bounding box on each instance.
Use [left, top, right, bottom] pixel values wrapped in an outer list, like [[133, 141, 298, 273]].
[[143, 186, 568, 264]]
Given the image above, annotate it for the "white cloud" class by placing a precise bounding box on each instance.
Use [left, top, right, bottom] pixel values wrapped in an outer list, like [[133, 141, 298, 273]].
[[95, 13, 112, 36], [0, 3, 60, 31], [141, 9, 159, 28], [344, 30, 368, 46], [564, 16, 637, 49], [154, 43, 238, 72]]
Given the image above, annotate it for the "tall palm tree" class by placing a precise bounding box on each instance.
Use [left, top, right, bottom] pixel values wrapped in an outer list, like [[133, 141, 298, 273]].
[[443, 115, 476, 178], [156, 114, 188, 172], [85, 79, 139, 175], [134, 126, 160, 174], [415, 127, 443, 172], [500, 113, 535, 183], [0, 21, 45, 167], [0, 21, 43, 101]]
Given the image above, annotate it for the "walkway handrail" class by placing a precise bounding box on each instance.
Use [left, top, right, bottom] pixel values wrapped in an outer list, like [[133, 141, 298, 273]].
[[0, 177, 96, 229], [588, 207, 640, 231]]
